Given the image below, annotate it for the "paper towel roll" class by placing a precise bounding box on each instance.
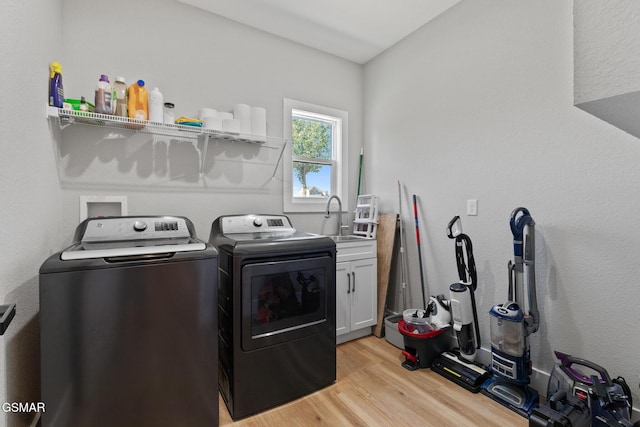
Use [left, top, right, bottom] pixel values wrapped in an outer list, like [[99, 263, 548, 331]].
[[234, 104, 252, 135], [217, 112, 233, 121], [251, 106, 267, 139], [222, 118, 240, 133], [203, 116, 222, 131], [198, 108, 217, 120]]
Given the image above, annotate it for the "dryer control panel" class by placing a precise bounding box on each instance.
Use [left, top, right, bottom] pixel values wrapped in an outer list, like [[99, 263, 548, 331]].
[[219, 215, 295, 234]]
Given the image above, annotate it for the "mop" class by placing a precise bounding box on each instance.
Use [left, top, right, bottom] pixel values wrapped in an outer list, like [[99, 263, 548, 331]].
[[412, 194, 428, 309], [356, 148, 364, 198], [397, 181, 408, 311]]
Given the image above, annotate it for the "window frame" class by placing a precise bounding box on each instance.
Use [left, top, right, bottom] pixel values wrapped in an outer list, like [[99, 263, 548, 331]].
[[283, 98, 349, 213]]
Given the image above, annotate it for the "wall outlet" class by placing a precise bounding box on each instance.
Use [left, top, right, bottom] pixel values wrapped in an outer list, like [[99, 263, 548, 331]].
[[467, 199, 478, 216]]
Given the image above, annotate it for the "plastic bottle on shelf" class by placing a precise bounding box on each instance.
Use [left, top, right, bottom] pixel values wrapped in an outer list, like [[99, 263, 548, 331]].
[[95, 74, 112, 115], [149, 87, 164, 123], [163, 102, 175, 124], [48, 61, 64, 108], [112, 76, 128, 117], [127, 79, 149, 120]]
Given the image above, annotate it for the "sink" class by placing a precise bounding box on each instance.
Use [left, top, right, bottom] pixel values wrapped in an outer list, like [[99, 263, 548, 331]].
[[328, 235, 368, 243]]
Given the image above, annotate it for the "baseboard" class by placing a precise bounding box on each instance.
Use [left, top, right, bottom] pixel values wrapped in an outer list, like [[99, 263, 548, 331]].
[[337, 328, 372, 345]]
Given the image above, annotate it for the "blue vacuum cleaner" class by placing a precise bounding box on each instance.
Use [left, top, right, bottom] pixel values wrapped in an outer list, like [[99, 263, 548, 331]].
[[481, 207, 540, 417]]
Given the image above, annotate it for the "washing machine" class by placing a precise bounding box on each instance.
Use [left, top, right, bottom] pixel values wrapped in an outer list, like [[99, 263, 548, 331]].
[[39, 216, 218, 427], [210, 214, 336, 420]]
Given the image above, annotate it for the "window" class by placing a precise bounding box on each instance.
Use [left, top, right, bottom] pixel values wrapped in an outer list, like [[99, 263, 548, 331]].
[[283, 99, 348, 213]]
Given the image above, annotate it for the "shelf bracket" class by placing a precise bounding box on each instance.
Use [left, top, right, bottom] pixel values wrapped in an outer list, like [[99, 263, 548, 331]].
[[271, 140, 287, 180], [200, 134, 210, 177]]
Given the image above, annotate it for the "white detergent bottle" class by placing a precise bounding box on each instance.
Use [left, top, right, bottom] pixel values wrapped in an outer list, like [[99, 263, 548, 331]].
[[149, 87, 164, 123]]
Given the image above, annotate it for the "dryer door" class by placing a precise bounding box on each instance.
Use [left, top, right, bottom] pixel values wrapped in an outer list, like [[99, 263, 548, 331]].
[[240, 255, 335, 351]]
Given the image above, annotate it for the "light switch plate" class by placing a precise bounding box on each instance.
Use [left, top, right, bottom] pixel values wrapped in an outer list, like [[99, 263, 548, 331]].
[[467, 199, 478, 216]]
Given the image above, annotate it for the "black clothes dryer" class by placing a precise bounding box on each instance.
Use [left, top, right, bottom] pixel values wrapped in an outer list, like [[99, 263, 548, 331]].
[[210, 214, 336, 420]]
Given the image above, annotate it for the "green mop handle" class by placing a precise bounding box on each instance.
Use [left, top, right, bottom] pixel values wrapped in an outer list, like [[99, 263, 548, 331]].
[[356, 148, 363, 197]]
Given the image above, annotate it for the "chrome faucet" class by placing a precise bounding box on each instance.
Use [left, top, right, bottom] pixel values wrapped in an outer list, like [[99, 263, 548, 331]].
[[325, 195, 346, 236]]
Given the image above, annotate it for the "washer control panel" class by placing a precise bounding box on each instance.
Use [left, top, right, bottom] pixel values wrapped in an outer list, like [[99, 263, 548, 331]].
[[80, 216, 191, 242], [220, 215, 295, 234]]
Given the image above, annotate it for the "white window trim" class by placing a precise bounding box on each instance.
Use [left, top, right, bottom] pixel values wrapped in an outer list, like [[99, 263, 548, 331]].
[[283, 98, 349, 213]]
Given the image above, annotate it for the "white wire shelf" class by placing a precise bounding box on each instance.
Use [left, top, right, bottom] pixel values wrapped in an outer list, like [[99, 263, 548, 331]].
[[47, 106, 271, 144], [46, 105, 287, 180]]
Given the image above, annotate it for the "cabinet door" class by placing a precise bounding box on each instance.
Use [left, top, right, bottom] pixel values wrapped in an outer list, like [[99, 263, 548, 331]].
[[335, 262, 351, 336], [349, 258, 377, 331]]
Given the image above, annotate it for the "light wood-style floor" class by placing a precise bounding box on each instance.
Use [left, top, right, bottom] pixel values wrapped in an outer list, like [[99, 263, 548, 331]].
[[219, 335, 528, 426]]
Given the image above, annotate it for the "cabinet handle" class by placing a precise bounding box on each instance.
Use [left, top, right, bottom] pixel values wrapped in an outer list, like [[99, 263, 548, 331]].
[[352, 272, 355, 293], [347, 272, 351, 294]]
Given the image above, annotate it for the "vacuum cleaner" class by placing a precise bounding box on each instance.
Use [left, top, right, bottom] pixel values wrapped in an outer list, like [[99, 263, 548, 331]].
[[529, 390, 590, 427], [432, 216, 490, 393], [481, 207, 540, 417], [544, 351, 634, 427]]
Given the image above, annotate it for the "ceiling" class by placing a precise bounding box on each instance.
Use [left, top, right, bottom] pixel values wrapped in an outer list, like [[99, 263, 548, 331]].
[[177, 0, 460, 64]]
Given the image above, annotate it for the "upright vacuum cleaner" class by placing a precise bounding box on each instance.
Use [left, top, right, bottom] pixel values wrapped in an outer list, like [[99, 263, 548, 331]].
[[432, 216, 490, 392], [482, 207, 540, 417]]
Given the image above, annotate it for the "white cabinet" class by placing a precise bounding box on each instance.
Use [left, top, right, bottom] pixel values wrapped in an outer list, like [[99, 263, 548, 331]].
[[335, 238, 377, 344]]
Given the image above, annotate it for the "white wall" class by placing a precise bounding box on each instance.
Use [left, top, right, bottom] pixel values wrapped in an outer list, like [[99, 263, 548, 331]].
[[365, 0, 640, 407], [0, 0, 64, 426], [573, 1, 640, 141], [574, 0, 640, 103], [58, 0, 363, 240]]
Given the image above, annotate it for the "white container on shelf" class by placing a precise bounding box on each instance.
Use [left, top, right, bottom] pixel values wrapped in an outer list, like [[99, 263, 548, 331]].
[[234, 104, 252, 135], [199, 108, 217, 120], [203, 116, 222, 131], [149, 87, 164, 123], [222, 118, 240, 133], [251, 106, 267, 140], [163, 102, 175, 124], [217, 112, 233, 120]]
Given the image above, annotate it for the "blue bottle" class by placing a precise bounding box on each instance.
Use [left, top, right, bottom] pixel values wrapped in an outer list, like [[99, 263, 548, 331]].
[[49, 61, 64, 108]]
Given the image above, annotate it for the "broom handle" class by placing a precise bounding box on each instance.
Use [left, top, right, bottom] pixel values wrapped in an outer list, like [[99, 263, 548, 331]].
[[398, 181, 408, 310], [413, 195, 427, 310]]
